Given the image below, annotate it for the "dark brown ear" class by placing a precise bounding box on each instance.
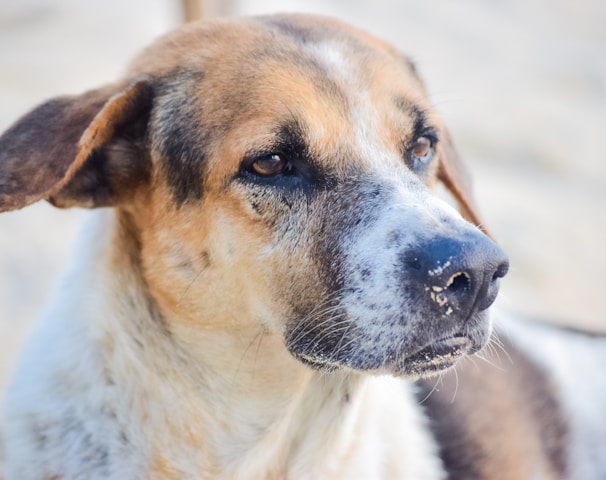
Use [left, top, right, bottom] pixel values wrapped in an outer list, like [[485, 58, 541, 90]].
[[0, 78, 153, 212], [437, 130, 489, 236]]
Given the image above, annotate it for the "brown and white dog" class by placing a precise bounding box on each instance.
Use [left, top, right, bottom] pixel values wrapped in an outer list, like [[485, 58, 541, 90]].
[[1, 14, 605, 480]]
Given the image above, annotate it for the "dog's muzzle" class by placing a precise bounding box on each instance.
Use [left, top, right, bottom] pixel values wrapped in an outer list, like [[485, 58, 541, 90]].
[[286, 221, 509, 378], [397, 231, 509, 376], [284, 180, 509, 378]]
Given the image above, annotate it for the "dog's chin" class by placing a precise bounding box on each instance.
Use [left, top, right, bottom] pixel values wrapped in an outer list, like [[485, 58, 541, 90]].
[[288, 314, 492, 379], [293, 337, 475, 378], [395, 335, 476, 379]]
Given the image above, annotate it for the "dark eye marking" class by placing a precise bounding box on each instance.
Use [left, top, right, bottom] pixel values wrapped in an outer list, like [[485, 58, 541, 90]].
[[394, 98, 440, 173], [236, 119, 334, 192]]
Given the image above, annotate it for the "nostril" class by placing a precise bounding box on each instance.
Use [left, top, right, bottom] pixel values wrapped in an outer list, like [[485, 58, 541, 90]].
[[492, 261, 509, 281], [446, 271, 471, 294]]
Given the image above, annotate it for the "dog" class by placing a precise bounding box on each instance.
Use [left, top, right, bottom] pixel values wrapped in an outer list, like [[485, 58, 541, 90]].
[[1, 13, 605, 479]]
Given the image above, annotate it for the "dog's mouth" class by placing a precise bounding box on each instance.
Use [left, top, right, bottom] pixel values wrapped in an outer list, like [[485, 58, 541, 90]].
[[399, 335, 473, 378], [292, 334, 479, 378], [287, 309, 492, 378]]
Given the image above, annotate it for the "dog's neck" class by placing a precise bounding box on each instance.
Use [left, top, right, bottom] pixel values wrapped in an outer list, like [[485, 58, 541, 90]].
[[76, 209, 443, 478], [157, 322, 368, 477]]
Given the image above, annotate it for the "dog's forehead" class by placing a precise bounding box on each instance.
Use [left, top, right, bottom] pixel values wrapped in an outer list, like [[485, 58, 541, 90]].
[[133, 15, 436, 200]]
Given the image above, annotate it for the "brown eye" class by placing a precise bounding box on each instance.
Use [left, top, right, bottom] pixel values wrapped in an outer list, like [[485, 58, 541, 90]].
[[412, 136, 432, 159], [251, 154, 289, 176]]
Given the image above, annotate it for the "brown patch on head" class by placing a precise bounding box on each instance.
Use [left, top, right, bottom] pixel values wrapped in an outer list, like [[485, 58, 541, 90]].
[[418, 337, 568, 479], [0, 12, 480, 220], [124, 14, 438, 205], [0, 13, 473, 218], [130, 178, 277, 331], [0, 13, 493, 343]]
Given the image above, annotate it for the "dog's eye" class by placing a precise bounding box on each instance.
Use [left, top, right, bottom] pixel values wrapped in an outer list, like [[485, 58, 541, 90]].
[[410, 135, 435, 170], [412, 137, 431, 158], [250, 154, 291, 177]]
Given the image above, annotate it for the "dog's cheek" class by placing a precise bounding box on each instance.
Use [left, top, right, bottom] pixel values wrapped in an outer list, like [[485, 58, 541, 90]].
[[285, 180, 444, 367], [277, 185, 392, 366], [136, 209, 215, 324], [133, 189, 274, 328]]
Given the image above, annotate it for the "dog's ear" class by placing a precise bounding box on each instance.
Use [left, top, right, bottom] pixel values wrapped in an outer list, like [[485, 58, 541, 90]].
[[437, 130, 489, 235], [0, 78, 153, 212]]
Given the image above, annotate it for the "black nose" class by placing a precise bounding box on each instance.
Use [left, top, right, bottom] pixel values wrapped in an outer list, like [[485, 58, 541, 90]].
[[402, 233, 509, 319]]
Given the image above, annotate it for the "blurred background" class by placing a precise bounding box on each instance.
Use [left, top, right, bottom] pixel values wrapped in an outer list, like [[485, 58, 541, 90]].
[[0, 0, 605, 396]]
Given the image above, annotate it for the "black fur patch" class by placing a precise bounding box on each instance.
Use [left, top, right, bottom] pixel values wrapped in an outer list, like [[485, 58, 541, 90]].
[[394, 98, 433, 143], [151, 71, 208, 206], [237, 118, 337, 197]]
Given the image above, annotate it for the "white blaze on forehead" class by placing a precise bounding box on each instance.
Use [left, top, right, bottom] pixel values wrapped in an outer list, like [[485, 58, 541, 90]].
[[305, 41, 397, 173], [305, 40, 352, 80]]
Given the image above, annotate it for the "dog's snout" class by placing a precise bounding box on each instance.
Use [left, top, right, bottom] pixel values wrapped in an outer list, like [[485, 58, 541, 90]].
[[403, 233, 509, 319]]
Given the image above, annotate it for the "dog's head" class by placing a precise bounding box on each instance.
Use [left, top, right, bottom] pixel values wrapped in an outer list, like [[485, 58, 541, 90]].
[[0, 14, 507, 378]]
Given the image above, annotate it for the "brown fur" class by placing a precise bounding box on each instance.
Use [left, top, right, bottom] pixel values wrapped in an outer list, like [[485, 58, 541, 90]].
[[418, 338, 568, 479]]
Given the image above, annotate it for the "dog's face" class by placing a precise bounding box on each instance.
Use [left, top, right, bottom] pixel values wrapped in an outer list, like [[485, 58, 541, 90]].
[[0, 14, 507, 378]]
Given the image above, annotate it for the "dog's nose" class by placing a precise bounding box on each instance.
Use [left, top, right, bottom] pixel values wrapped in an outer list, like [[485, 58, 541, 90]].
[[402, 233, 509, 319]]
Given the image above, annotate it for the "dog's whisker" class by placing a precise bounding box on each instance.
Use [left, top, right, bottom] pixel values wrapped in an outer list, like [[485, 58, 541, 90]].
[[286, 295, 348, 347], [490, 333, 513, 365], [327, 327, 363, 363], [473, 351, 506, 372], [176, 265, 207, 307], [306, 319, 351, 356], [450, 366, 460, 404], [329, 317, 357, 357], [417, 374, 443, 405], [231, 329, 265, 383], [252, 330, 265, 381]]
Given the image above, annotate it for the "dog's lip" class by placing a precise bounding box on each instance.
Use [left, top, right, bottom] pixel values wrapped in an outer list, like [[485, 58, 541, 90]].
[[401, 335, 472, 376]]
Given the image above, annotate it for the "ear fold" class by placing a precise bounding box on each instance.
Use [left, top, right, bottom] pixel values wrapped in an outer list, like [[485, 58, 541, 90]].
[[0, 78, 153, 212], [437, 130, 490, 236]]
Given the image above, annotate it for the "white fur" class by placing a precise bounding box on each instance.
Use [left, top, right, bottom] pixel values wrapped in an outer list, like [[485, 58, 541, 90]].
[[3, 210, 445, 479]]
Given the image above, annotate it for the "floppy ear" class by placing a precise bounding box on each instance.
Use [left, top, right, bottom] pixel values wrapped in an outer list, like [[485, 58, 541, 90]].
[[0, 78, 153, 212], [437, 130, 489, 236]]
